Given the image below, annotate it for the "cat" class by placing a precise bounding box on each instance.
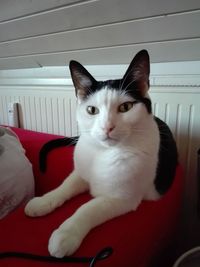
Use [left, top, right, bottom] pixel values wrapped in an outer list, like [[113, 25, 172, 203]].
[[25, 50, 178, 258]]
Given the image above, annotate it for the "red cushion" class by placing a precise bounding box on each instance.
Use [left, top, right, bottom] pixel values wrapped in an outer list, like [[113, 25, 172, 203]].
[[0, 127, 183, 267]]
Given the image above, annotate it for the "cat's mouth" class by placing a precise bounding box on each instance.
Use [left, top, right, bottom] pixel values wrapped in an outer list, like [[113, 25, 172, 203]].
[[100, 136, 118, 146], [95, 131, 118, 146]]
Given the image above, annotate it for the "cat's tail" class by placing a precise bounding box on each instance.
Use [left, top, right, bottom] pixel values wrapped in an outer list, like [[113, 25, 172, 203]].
[[39, 136, 79, 172]]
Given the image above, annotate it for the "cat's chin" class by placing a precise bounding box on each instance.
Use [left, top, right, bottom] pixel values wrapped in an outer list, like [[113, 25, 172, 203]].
[[99, 137, 118, 147]]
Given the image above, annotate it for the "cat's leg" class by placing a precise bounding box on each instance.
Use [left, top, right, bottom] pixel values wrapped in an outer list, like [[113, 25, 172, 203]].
[[25, 170, 88, 217], [48, 196, 140, 257]]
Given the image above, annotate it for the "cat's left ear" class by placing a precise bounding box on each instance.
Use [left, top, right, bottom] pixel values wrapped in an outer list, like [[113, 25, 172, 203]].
[[122, 50, 150, 96], [69, 60, 97, 101]]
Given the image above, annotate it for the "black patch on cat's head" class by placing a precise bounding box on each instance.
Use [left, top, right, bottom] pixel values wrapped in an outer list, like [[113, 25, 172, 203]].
[[69, 50, 151, 113], [119, 50, 151, 113]]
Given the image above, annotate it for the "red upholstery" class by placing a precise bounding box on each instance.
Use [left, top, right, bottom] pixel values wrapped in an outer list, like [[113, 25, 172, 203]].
[[0, 127, 183, 267]]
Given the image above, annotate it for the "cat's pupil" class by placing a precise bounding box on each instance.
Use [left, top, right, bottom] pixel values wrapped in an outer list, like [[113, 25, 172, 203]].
[[87, 106, 99, 115]]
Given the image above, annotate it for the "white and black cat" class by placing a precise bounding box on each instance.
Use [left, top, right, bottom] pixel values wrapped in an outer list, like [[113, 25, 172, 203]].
[[25, 50, 178, 258]]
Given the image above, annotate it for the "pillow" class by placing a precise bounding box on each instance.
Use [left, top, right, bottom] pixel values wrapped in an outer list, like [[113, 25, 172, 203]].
[[0, 126, 35, 219]]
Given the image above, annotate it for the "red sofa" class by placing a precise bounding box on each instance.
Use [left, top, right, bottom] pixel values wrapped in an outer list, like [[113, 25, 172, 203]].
[[0, 127, 183, 267]]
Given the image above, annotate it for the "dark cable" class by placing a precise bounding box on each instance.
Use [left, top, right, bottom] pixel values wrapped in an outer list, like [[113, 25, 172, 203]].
[[89, 247, 113, 267], [0, 247, 113, 267]]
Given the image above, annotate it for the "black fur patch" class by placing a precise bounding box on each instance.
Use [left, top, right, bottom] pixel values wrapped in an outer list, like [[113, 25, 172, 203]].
[[154, 117, 178, 194]]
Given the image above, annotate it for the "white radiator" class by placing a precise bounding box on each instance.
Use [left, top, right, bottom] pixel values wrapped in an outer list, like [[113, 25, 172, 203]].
[[0, 88, 78, 137]]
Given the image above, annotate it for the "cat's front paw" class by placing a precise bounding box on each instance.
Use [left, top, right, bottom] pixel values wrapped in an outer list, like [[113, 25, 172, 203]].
[[48, 227, 82, 257], [25, 196, 55, 217]]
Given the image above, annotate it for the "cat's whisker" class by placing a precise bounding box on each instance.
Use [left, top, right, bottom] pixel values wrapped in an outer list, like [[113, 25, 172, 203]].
[[129, 126, 145, 132], [80, 129, 92, 133], [119, 72, 136, 91], [119, 68, 136, 91], [124, 79, 139, 93], [79, 130, 92, 135]]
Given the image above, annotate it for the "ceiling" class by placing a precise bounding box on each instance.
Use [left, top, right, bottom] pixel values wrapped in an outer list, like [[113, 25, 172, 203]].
[[0, 0, 200, 70]]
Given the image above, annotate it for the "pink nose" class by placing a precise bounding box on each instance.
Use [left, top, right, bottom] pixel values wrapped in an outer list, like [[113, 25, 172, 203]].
[[107, 126, 115, 133], [103, 124, 115, 135]]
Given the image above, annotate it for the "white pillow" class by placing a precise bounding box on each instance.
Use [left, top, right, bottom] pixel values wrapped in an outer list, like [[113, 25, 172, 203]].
[[0, 127, 35, 219]]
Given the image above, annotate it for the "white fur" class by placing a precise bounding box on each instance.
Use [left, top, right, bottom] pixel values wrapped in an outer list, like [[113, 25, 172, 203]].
[[25, 87, 160, 257]]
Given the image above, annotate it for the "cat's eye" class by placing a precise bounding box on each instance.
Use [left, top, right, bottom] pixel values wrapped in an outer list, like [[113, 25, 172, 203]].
[[87, 106, 99, 115], [118, 102, 135, 113]]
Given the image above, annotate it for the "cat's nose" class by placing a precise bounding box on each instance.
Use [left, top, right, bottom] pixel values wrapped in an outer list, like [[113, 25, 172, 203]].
[[103, 124, 115, 135], [107, 126, 115, 133]]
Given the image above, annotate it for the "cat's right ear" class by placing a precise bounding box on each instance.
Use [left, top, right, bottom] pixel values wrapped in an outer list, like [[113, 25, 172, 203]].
[[69, 61, 97, 101]]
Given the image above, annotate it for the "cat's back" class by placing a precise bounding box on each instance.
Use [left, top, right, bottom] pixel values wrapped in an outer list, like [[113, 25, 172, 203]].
[[154, 117, 178, 195]]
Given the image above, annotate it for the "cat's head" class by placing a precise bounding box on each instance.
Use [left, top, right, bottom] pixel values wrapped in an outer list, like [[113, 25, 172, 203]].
[[69, 50, 151, 147]]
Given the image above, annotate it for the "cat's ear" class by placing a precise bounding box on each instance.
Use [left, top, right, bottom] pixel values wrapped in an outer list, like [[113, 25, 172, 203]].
[[122, 50, 150, 96], [69, 60, 97, 100]]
